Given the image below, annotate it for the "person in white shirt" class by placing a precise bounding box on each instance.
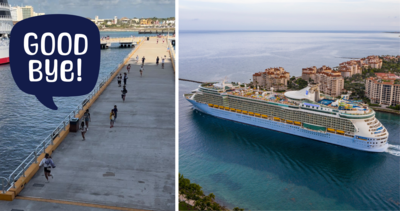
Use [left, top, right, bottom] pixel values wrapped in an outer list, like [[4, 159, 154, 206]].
[[140, 66, 144, 76], [162, 58, 165, 69], [39, 153, 56, 182]]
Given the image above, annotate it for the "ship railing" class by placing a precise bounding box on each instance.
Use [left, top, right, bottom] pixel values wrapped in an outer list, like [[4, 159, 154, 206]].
[[0, 15, 12, 20], [0, 50, 135, 192], [0, 2, 10, 8]]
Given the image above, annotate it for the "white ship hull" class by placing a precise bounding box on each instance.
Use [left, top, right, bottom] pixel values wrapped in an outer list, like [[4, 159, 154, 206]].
[[187, 99, 388, 152]]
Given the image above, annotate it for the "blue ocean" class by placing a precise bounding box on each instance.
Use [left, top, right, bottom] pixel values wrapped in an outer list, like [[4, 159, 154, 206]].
[[179, 31, 400, 210]]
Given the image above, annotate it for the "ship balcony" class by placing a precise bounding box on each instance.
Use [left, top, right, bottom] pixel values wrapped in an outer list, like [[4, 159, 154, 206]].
[[0, 3, 10, 10], [0, 15, 12, 21]]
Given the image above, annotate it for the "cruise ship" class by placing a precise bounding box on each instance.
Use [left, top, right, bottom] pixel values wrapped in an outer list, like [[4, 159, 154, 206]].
[[0, 0, 12, 64], [184, 82, 389, 152]]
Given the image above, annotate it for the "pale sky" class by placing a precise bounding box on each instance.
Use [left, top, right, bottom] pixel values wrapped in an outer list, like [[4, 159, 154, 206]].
[[180, 0, 400, 31], [11, 0, 175, 19]]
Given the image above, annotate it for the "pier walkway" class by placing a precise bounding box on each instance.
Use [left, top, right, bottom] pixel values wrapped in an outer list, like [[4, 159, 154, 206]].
[[0, 39, 175, 210]]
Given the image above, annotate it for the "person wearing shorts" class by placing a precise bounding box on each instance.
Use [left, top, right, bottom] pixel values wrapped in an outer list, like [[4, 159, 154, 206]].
[[84, 109, 91, 128], [140, 66, 144, 76], [80, 121, 87, 140], [121, 86, 128, 102], [110, 109, 115, 128], [117, 74, 122, 87], [39, 153, 56, 182]]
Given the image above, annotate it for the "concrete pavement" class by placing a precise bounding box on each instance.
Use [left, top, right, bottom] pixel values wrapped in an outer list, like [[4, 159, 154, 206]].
[[0, 38, 175, 211]]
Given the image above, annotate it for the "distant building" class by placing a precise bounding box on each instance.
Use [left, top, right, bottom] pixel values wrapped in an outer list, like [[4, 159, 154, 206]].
[[253, 67, 290, 90], [360, 55, 383, 69], [21, 5, 33, 19], [131, 18, 139, 24], [338, 60, 362, 78], [165, 20, 174, 25], [383, 55, 399, 62], [120, 17, 129, 24], [11, 5, 44, 21], [140, 19, 147, 25], [114, 16, 117, 24], [302, 65, 344, 97], [365, 73, 400, 106]]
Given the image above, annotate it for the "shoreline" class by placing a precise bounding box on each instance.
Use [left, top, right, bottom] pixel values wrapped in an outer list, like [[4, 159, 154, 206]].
[[100, 28, 175, 32], [371, 107, 400, 115]]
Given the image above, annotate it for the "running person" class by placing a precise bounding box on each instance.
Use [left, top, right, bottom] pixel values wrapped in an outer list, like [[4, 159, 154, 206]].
[[121, 86, 128, 102], [127, 64, 131, 74], [39, 154, 56, 182], [136, 55, 139, 63], [156, 56, 160, 66], [162, 58, 165, 69], [142, 56, 145, 65], [117, 73, 122, 87]]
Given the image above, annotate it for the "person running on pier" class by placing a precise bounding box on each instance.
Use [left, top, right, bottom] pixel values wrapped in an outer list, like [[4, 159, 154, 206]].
[[84, 109, 91, 128], [140, 65, 144, 76], [142, 56, 145, 65], [117, 73, 122, 87], [123, 73, 128, 86], [110, 109, 115, 128], [127, 64, 131, 74], [80, 121, 87, 141], [156, 56, 160, 66], [121, 86, 128, 102], [113, 105, 118, 122], [136, 55, 139, 63], [162, 58, 165, 69], [157, 39, 159, 44], [39, 153, 56, 182]]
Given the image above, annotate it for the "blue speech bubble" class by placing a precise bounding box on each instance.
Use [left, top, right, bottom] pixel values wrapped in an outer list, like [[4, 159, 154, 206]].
[[10, 14, 100, 110]]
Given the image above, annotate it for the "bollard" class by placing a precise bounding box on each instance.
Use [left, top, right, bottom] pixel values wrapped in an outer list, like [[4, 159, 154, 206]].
[[34, 151, 38, 163]]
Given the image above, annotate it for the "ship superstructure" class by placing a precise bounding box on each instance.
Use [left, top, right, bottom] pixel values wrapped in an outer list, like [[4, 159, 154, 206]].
[[184, 81, 389, 152], [0, 0, 12, 64]]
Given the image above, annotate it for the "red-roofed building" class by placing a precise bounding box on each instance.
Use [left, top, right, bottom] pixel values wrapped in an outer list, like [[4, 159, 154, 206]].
[[252, 67, 290, 90], [365, 77, 400, 106]]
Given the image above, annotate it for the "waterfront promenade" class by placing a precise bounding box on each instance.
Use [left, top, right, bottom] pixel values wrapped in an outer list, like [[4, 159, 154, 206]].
[[0, 38, 175, 210]]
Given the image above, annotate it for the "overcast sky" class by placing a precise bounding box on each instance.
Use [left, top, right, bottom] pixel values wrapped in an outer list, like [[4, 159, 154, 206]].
[[10, 0, 175, 19], [180, 0, 400, 31]]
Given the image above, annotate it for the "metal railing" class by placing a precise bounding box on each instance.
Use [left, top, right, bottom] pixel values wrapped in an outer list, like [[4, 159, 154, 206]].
[[167, 38, 175, 70], [0, 2, 10, 8], [0, 46, 138, 193], [0, 15, 12, 20]]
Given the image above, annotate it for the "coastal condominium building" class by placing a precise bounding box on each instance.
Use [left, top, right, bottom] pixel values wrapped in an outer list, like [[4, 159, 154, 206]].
[[253, 67, 290, 90], [361, 55, 383, 69], [338, 60, 362, 78], [11, 5, 44, 21], [301, 65, 344, 97], [365, 73, 400, 106], [383, 55, 399, 62]]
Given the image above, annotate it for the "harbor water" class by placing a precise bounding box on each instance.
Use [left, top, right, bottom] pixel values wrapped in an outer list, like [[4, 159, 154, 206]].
[[179, 31, 400, 210], [0, 31, 136, 177]]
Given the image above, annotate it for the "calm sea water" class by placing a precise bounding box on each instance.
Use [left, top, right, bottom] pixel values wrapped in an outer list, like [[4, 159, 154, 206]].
[[179, 31, 400, 210], [0, 31, 134, 177]]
